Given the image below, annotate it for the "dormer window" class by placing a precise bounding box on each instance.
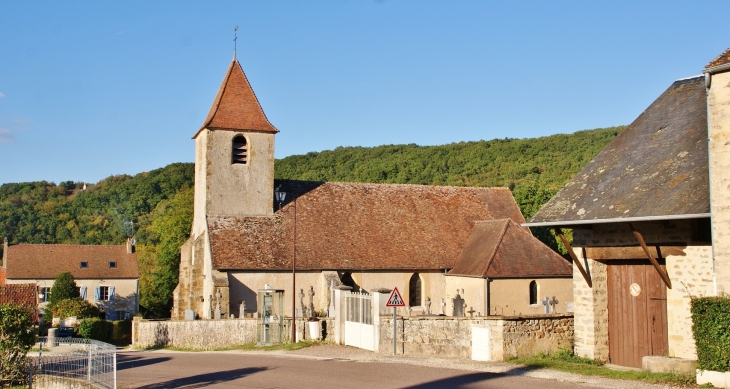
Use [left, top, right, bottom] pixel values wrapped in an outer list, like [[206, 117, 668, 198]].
[[232, 136, 248, 164], [80, 262, 88, 268], [109, 262, 117, 269]]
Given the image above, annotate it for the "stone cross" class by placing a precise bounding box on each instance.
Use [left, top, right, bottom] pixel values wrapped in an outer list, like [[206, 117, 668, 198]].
[[549, 296, 559, 314], [541, 297, 550, 314], [438, 298, 446, 315], [239, 300, 246, 319], [307, 286, 315, 317], [424, 297, 431, 315], [467, 306, 476, 317], [214, 288, 223, 319], [298, 288, 305, 318]]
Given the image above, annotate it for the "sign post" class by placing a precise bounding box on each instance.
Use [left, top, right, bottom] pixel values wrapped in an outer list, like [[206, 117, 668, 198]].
[[385, 287, 405, 355]]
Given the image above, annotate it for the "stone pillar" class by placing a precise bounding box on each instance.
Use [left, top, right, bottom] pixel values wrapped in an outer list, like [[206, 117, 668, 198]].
[[371, 288, 392, 353], [571, 251, 609, 362], [333, 285, 352, 345], [707, 64, 730, 295]]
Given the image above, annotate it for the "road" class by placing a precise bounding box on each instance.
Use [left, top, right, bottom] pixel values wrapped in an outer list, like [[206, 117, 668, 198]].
[[117, 350, 602, 389]]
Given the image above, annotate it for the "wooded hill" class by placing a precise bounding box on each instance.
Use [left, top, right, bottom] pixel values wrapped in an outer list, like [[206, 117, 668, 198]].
[[0, 126, 623, 317]]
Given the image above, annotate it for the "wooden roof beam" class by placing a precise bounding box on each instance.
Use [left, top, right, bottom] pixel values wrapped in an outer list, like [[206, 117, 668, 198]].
[[629, 223, 672, 289], [554, 228, 592, 288]]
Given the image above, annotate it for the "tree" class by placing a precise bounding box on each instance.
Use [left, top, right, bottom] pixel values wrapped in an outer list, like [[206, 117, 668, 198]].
[[51, 298, 101, 320], [48, 271, 80, 307], [0, 303, 35, 387]]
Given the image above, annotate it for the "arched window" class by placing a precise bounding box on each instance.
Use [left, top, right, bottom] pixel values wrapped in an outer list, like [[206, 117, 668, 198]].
[[409, 273, 422, 307], [529, 280, 538, 305], [232, 136, 248, 164]]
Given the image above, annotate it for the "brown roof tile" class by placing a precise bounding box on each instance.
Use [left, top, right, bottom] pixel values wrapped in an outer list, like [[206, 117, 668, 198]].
[[5, 244, 139, 280], [194, 60, 278, 138], [0, 284, 38, 321], [449, 219, 571, 278], [208, 181, 526, 270], [706, 47, 730, 69]]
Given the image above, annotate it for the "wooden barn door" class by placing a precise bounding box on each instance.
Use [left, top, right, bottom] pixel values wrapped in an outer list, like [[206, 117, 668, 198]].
[[607, 260, 668, 368]]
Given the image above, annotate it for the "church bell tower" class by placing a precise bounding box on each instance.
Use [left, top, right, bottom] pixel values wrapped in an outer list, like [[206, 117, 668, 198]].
[[191, 60, 278, 237]]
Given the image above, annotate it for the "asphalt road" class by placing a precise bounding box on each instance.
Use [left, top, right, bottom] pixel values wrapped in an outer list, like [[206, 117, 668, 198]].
[[117, 350, 602, 389]]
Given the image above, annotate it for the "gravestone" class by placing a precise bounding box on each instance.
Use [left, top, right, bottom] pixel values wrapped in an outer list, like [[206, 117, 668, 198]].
[[184, 309, 195, 321], [307, 286, 315, 317], [566, 302, 574, 313], [298, 288, 305, 318], [239, 301, 246, 318], [549, 296, 559, 314], [542, 297, 550, 314], [424, 297, 431, 315], [452, 290, 466, 317], [438, 298, 446, 315]]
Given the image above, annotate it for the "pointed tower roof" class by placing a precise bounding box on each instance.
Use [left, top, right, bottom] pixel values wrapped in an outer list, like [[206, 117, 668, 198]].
[[194, 60, 278, 138]]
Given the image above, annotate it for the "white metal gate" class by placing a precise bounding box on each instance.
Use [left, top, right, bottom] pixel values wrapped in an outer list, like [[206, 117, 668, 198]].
[[344, 292, 374, 351]]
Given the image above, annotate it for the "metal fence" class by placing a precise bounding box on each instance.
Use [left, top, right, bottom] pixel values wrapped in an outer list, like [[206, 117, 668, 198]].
[[345, 292, 372, 324], [30, 337, 116, 389]]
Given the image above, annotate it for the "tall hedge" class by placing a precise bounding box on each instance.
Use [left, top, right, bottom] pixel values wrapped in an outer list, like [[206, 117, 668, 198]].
[[691, 296, 730, 371], [0, 303, 35, 387]]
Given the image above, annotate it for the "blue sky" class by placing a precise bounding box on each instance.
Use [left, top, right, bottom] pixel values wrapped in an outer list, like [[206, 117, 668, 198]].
[[1, 1, 728, 185]]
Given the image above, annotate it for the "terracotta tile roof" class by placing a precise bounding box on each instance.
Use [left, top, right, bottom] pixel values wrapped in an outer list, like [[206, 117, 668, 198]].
[[529, 76, 708, 225], [706, 47, 730, 69], [194, 60, 278, 138], [5, 244, 139, 280], [0, 284, 38, 321], [449, 219, 572, 278], [208, 181, 526, 270], [0, 268, 5, 285]]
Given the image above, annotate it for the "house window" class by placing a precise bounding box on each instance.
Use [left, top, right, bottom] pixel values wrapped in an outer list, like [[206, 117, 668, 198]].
[[232, 136, 248, 164], [108, 261, 117, 268], [409, 273, 422, 307], [38, 287, 51, 303], [80, 261, 88, 268], [96, 286, 114, 301], [529, 281, 538, 305], [115, 310, 128, 320]]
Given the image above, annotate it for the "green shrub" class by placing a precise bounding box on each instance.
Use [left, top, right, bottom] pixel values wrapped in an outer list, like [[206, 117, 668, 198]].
[[48, 272, 80, 307], [0, 303, 35, 387], [691, 296, 730, 372], [50, 298, 101, 321], [112, 320, 132, 343], [77, 318, 113, 342]]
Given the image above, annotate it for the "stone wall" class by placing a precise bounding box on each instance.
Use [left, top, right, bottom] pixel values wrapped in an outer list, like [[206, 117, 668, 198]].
[[132, 317, 334, 349], [376, 314, 573, 360]]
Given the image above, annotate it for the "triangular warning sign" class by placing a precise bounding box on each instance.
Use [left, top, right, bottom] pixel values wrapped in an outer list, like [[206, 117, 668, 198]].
[[386, 287, 405, 307]]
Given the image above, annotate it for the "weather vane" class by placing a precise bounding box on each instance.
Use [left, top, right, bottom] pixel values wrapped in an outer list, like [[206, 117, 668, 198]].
[[233, 25, 238, 61]]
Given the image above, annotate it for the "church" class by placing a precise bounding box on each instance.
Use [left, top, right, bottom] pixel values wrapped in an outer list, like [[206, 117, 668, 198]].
[[171, 58, 573, 321]]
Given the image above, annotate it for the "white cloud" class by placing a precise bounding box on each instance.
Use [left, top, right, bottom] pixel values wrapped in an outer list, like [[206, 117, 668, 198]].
[[0, 92, 5, 98], [0, 129, 14, 142]]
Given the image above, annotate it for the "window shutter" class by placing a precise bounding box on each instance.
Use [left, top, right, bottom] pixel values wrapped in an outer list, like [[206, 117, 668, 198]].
[[105, 311, 112, 320], [80, 286, 87, 300], [109, 286, 115, 301], [94, 286, 100, 302]]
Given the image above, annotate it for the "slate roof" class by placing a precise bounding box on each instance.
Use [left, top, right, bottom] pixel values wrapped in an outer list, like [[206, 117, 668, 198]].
[[208, 181, 526, 271], [194, 60, 278, 138], [527, 76, 709, 226], [0, 284, 38, 321], [5, 244, 139, 280], [706, 47, 730, 69], [448, 219, 572, 278]]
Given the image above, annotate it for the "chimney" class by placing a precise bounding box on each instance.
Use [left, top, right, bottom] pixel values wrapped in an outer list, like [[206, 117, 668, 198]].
[[2, 237, 8, 269], [126, 238, 134, 254]]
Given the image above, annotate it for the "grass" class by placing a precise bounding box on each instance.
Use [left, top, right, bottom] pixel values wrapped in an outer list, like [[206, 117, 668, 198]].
[[508, 349, 697, 387], [135, 340, 322, 352]]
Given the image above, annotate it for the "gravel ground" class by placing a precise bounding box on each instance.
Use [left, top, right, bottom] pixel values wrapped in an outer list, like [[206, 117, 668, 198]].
[[274, 344, 692, 389]]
